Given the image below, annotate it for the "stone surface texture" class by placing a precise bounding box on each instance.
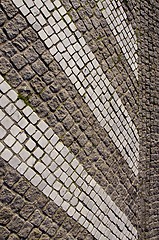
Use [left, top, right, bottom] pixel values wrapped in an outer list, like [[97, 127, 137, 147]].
[[0, 0, 158, 240]]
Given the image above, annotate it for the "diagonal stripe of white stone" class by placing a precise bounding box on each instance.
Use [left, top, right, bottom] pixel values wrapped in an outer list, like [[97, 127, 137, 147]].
[[0, 75, 137, 240], [12, 0, 139, 175], [96, 0, 138, 79]]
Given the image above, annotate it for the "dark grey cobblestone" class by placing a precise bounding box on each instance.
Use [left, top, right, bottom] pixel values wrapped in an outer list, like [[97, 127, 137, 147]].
[[138, 0, 159, 239]]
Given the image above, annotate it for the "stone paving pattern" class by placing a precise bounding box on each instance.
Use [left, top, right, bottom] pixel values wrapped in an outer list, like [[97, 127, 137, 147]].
[[0, 75, 137, 240], [0, 0, 143, 239], [138, 1, 159, 240], [0, 160, 96, 240], [11, 0, 139, 175]]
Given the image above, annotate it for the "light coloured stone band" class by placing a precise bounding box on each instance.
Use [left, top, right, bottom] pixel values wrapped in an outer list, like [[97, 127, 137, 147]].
[[0, 75, 137, 240], [12, 0, 139, 175], [96, 0, 138, 79]]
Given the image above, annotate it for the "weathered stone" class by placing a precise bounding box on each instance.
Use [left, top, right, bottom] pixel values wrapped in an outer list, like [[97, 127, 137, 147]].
[[17, 82, 32, 98], [20, 203, 35, 220], [0, 9, 7, 26], [76, 20, 86, 32], [14, 14, 27, 31], [58, 89, 69, 102], [49, 97, 60, 112], [0, 57, 12, 74], [40, 217, 52, 232], [28, 228, 42, 240], [46, 113, 57, 127], [0, 226, 10, 239], [84, 17, 93, 31], [30, 210, 44, 227], [32, 40, 45, 55], [62, 132, 74, 146], [1, 0, 18, 18], [25, 186, 47, 208], [8, 234, 20, 240], [49, 61, 61, 76], [0, 29, 7, 43], [70, 142, 79, 155], [70, 125, 81, 139], [0, 187, 15, 204], [64, 99, 77, 114], [20, 65, 35, 80], [40, 234, 50, 240], [69, 9, 79, 21], [77, 133, 88, 147], [41, 51, 53, 65], [55, 106, 68, 121], [10, 195, 24, 212], [43, 201, 58, 218], [63, 115, 74, 130], [61, 0, 72, 11], [7, 215, 24, 232], [70, 0, 80, 9], [65, 84, 77, 99], [13, 178, 30, 195], [4, 20, 19, 39], [22, 27, 38, 44], [36, 103, 49, 118], [42, 72, 55, 85], [32, 59, 47, 76], [55, 227, 68, 239], [40, 88, 52, 101], [24, 47, 38, 64], [12, 34, 28, 51], [46, 222, 58, 237], [2, 42, 17, 57], [4, 170, 20, 187], [0, 207, 13, 225], [72, 110, 82, 123], [11, 54, 27, 70], [29, 94, 41, 107], [31, 76, 46, 94], [62, 218, 76, 232]]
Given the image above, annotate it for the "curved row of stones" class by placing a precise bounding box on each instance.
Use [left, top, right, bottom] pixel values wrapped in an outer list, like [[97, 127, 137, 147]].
[[0, 0, 139, 239], [97, 0, 138, 79], [0, 75, 137, 240], [12, 0, 139, 176]]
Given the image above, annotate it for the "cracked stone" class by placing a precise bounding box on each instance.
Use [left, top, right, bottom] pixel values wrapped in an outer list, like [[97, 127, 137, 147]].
[[12, 34, 28, 51]]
